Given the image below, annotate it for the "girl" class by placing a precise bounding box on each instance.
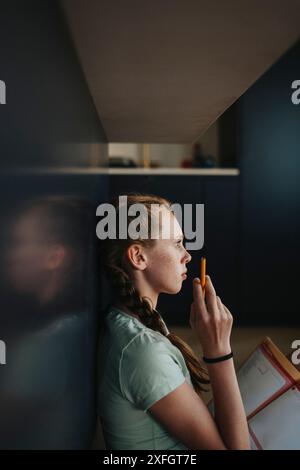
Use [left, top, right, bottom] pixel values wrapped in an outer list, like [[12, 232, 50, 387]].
[[97, 193, 250, 450]]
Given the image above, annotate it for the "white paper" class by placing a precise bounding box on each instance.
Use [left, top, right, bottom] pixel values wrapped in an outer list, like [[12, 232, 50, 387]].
[[248, 386, 300, 450], [237, 347, 287, 416]]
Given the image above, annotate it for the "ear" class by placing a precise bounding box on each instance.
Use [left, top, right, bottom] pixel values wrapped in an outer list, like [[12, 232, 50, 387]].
[[125, 244, 148, 270], [45, 244, 66, 270]]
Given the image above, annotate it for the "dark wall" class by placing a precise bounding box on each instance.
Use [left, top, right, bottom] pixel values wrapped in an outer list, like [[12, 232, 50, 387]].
[[239, 40, 300, 326], [0, 0, 108, 449], [0, 0, 107, 169], [218, 102, 238, 168]]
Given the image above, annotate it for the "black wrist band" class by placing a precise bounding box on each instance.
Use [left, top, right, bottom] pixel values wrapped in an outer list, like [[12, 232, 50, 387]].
[[202, 351, 233, 364]]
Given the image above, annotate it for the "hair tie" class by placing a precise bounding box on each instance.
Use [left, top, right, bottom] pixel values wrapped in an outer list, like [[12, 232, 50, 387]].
[[202, 351, 233, 364]]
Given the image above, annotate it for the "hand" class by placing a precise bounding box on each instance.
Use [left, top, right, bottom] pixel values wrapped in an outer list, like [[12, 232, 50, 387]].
[[189, 275, 233, 358]]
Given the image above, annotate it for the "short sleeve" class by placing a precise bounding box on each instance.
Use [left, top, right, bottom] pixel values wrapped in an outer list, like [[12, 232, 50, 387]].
[[119, 333, 186, 412]]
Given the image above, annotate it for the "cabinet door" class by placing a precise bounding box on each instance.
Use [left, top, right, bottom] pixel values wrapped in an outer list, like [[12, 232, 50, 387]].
[[204, 177, 240, 322]]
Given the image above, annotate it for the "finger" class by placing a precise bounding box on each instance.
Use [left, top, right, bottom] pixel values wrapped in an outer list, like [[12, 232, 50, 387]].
[[193, 278, 205, 307], [223, 303, 234, 321], [205, 275, 218, 314], [216, 295, 223, 311], [192, 278, 208, 320], [216, 296, 227, 318]]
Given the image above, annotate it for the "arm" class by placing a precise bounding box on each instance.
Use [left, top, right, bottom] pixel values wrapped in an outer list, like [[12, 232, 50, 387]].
[[149, 364, 250, 450], [149, 379, 227, 450], [206, 358, 250, 449], [149, 275, 250, 450]]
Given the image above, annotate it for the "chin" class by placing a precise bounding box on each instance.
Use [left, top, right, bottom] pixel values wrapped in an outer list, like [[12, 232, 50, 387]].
[[163, 284, 182, 295]]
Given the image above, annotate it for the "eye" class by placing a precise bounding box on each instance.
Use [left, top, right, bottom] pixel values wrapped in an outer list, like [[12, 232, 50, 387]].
[[176, 239, 183, 246]]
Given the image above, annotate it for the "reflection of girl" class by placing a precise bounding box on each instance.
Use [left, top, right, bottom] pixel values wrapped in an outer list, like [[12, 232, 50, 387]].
[[1, 196, 95, 449], [5, 195, 91, 317], [97, 194, 249, 450]]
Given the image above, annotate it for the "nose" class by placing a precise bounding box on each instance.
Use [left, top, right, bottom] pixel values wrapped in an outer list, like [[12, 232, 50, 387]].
[[184, 249, 192, 264]]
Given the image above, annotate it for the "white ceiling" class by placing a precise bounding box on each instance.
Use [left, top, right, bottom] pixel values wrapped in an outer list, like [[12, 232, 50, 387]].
[[61, 0, 300, 143]]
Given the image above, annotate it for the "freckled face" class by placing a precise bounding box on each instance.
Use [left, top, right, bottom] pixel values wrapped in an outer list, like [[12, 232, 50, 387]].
[[143, 208, 192, 294]]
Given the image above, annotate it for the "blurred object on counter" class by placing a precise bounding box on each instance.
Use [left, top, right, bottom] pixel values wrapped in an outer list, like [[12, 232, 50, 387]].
[[109, 156, 137, 168], [150, 160, 160, 168], [192, 142, 216, 168], [181, 157, 193, 168], [181, 142, 216, 168], [142, 144, 151, 168]]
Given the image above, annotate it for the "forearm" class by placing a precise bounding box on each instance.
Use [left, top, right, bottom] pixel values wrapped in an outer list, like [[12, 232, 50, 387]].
[[207, 358, 250, 450]]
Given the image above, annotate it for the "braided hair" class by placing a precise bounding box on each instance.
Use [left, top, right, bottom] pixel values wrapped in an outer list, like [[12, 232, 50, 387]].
[[99, 193, 209, 395]]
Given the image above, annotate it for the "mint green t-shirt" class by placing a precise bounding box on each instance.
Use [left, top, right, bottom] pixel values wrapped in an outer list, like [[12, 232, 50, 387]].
[[97, 307, 193, 450]]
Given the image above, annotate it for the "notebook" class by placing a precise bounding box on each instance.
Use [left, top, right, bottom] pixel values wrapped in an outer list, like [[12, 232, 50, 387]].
[[208, 337, 300, 450]]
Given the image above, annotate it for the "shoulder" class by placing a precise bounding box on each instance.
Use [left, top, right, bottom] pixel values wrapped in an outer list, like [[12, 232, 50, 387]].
[[120, 328, 181, 373], [127, 329, 169, 350], [105, 307, 185, 369], [118, 330, 188, 411], [105, 307, 164, 346]]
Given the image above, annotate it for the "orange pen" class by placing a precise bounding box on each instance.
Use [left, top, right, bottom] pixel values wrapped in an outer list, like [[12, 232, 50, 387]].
[[200, 257, 206, 297]]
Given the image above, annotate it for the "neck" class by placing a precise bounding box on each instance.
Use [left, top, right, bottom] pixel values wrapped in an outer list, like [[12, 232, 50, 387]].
[[132, 273, 158, 310]]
